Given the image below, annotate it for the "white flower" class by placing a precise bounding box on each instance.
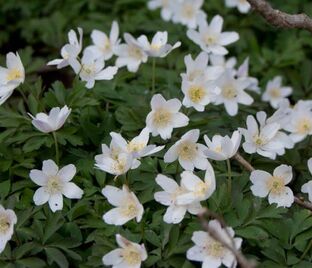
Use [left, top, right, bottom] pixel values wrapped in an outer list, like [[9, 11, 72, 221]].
[[172, 0, 206, 29], [181, 77, 219, 112], [225, 0, 251, 13], [0, 205, 17, 253], [236, 57, 260, 93], [147, 0, 176, 21], [29, 160, 83, 212], [239, 111, 294, 159], [154, 174, 204, 224], [250, 165, 294, 207], [146, 94, 189, 140], [177, 166, 216, 205], [0, 52, 25, 105], [187, 15, 239, 55], [187, 220, 242, 268], [210, 55, 237, 71], [28, 105, 71, 133], [301, 158, 312, 202], [85, 21, 120, 61], [262, 76, 292, 108], [137, 31, 181, 58], [115, 33, 148, 72], [75, 49, 118, 89], [102, 185, 144, 225], [214, 70, 253, 116], [47, 28, 82, 70], [164, 129, 208, 170], [103, 234, 147, 267], [204, 130, 241, 161]]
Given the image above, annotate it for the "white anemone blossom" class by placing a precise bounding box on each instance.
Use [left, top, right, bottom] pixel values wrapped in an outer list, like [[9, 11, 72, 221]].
[[47, 27, 82, 70], [137, 31, 181, 58], [29, 160, 83, 212], [154, 174, 204, 224], [0, 205, 17, 253], [164, 129, 208, 171], [0, 52, 25, 105], [225, 0, 251, 14], [214, 70, 253, 116], [239, 111, 294, 159], [262, 76, 292, 109], [147, 0, 177, 21], [250, 165, 294, 208], [204, 130, 241, 161], [102, 234, 147, 267], [29, 105, 71, 133], [86, 21, 120, 61], [115, 33, 148, 72], [187, 220, 242, 268], [301, 158, 312, 202], [146, 94, 189, 140], [102, 185, 144, 225], [73, 49, 118, 89], [187, 15, 239, 55]]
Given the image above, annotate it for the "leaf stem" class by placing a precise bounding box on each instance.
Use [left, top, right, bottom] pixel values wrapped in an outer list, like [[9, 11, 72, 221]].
[[52, 132, 59, 165], [226, 159, 232, 194]]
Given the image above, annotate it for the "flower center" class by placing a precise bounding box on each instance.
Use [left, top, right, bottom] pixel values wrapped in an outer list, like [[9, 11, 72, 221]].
[[267, 176, 285, 195], [81, 64, 95, 76], [269, 88, 281, 98], [296, 118, 312, 134], [7, 68, 22, 81], [122, 202, 138, 218], [127, 141, 145, 153], [206, 240, 224, 258], [123, 246, 141, 265], [214, 145, 222, 153], [188, 86, 206, 103], [0, 216, 10, 233], [177, 141, 197, 161], [152, 109, 172, 128], [47, 176, 62, 194], [221, 86, 237, 99], [112, 158, 127, 174], [194, 181, 209, 198], [182, 4, 195, 19], [253, 135, 266, 147], [151, 44, 161, 51], [204, 35, 217, 46], [129, 46, 143, 59]]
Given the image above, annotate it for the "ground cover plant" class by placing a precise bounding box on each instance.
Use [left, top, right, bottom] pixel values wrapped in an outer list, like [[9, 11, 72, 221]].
[[1, 0, 312, 267]]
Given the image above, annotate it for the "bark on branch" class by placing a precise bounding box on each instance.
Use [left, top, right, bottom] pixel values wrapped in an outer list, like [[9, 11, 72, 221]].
[[247, 0, 312, 33]]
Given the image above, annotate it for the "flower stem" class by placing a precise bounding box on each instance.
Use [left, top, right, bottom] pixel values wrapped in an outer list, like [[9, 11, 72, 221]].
[[152, 58, 156, 93], [226, 159, 232, 194], [52, 132, 59, 165]]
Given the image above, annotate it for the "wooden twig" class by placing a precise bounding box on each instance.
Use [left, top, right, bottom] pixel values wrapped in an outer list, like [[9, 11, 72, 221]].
[[247, 0, 312, 33], [233, 152, 312, 212]]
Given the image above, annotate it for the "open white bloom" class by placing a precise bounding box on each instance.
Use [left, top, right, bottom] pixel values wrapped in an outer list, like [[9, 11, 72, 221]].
[[301, 158, 312, 202], [29, 160, 83, 212], [0, 52, 25, 105], [250, 165, 294, 207], [187, 220, 242, 268], [187, 15, 239, 55], [86, 21, 120, 61], [74, 49, 118, 89], [102, 185, 144, 225], [164, 129, 208, 170], [103, 234, 147, 267], [115, 33, 148, 72], [181, 77, 219, 112], [262, 76, 292, 108], [225, 0, 251, 13], [47, 28, 82, 70], [154, 174, 204, 224], [239, 111, 294, 159], [214, 70, 253, 116], [29, 105, 71, 133], [147, 0, 176, 21], [146, 94, 189, 140], [172, 0, 206, 29], [204, 131, 241, 161], [0, 205, 17, 253], [177, 166, 216, 205], [137, 31, 181, 58], [282, 100, 312, 143]]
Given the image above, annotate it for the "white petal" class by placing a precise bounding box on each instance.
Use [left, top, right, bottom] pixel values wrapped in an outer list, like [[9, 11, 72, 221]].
[[268, 187, 294, 207], [102, 249, 123, 266], [42, 160, 59, 176], [102, 185, 126, 206], [48, 193, 63, 212], [163, 205, 186, 224], [164, 145, 178, 163], [155, 174, 178, 193], [58, 164, 76, 182], [103, 208, 131, 225], [62, 182, 83, 199], [33, 187, 50, 206], [29, 170, 48, 186], [273, 165, 292, 184]]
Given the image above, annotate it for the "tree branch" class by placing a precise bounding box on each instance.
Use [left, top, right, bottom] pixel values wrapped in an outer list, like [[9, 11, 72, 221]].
[[247, 0, 312, 33], [233, 152, 312, 212]]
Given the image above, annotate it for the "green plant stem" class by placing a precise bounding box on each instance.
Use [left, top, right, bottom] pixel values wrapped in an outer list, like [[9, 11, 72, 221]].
[[52, 132, 59, 165], [226, 159, 232, 194], [300, 239, 312, 260], [152, 58, 156, 93]]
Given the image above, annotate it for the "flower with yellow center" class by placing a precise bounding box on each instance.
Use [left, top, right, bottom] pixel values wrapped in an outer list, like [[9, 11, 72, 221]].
[[7, 69, 22, 82], [0, 205, 17, 254], [206, 240, 224, 258], [123, 245, 142, 265], [296, 117, 312, 134], [267, 176, 285, 195], [188, 86, 206, 103], [177, 141, 198, 161], [152, 108, 172, 128]]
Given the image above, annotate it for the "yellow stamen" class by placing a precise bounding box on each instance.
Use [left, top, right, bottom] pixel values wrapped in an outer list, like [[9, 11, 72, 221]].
[[188, 86, 206, 103], [7, 69, 22, 81], [177, 141, 197, 161], [267, 176, 285, 195]]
